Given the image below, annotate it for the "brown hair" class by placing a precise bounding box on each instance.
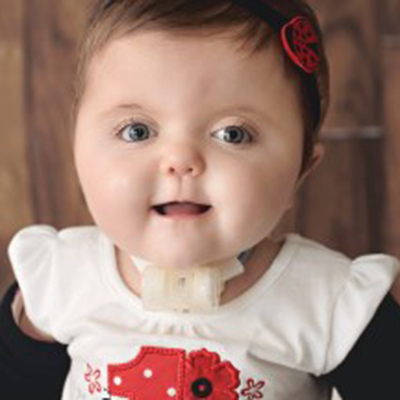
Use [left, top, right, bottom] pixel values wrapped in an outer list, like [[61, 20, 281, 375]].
[[73, 0, 330, 177]]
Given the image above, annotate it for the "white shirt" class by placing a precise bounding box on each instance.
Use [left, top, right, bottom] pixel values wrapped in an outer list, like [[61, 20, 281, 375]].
[[8, 225, 400, 400]]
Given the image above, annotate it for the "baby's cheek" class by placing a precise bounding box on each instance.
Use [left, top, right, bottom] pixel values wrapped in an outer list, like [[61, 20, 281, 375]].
[[88, 173, 146, 227], [88, 175, 135, 217], [242, 167, 295, 221]]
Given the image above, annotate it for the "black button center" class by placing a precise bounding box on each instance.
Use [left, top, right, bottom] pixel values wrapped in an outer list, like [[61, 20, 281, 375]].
[[191, 377, 213, 398]]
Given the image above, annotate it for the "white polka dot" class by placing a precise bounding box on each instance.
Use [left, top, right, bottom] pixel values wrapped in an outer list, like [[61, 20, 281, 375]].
[[113, 376, 122, 386], [143, 369, 153, 378], [167, 387, 177, 397]]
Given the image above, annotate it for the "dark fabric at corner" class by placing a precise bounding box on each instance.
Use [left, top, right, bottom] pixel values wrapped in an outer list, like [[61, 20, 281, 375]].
[[0, 282, 70, 398], [1, 281, 400, 399], [322, 294, 400, 399]]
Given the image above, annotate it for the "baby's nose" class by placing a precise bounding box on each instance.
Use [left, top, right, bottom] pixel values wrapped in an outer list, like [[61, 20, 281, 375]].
[[159, 145, 205, 178]]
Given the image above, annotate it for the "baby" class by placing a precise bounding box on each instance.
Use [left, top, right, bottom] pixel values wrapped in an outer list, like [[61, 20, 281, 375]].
[[8, 0, 400, 399]]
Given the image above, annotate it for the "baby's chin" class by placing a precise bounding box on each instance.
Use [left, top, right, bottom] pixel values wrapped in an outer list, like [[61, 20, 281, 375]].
[[139, 248, 233, 270], [122, 233, 246, 269]]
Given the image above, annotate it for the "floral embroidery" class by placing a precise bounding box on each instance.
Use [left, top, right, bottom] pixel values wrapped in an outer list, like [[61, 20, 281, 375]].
[[84, 363, 102, 395], [185, 349, 240, 399], [240, 378, 266, 399]]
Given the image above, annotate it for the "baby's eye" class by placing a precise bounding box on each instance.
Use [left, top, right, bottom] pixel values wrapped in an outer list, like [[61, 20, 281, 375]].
[[118, 122, 152, 142], [213, 125, 253, 145]]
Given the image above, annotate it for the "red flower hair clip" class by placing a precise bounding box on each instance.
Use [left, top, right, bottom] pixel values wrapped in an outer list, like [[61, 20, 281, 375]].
[[281, 16, 321, 74], [233, 0, 322, 74]]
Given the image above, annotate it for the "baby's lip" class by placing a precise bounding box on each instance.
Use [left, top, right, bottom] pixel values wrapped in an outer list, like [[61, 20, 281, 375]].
[[153, 201, 210, 207], [151, 199, 211, 208], [151, 202, 212, 216]]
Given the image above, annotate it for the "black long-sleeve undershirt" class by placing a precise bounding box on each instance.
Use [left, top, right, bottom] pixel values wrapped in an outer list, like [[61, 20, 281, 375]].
[[0, 282, 70, 398]]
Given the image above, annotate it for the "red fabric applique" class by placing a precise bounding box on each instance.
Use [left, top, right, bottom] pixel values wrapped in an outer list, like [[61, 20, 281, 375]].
[[84, 363, 102, 395], [240, 378, 266, 399], [184, 349, 240, 400], [107, 346, 240, 399], [281, 16, 321, 74], [108, 347, 185, 399]]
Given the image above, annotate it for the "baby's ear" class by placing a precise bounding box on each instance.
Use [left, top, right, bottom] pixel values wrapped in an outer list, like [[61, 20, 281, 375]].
[[286, 142, 325, 210], [297, 142, 325, 189]]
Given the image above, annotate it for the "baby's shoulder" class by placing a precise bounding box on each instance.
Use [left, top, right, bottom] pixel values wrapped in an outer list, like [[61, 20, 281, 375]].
[[265, 233, 400, 374], [8, 224, 105, 295], [286, 233, 399, 288], [9, 223, 100, 244], [8, 224, 101, 260], [7, 225, 107, 343]]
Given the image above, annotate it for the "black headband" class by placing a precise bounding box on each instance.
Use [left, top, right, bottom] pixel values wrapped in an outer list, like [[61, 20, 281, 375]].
[[102, 0, 322, 129], [103, 0, 114, 9]]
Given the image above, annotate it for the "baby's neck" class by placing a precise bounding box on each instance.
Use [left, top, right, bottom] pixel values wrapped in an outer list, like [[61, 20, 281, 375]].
[[220, 237, 283, 304], [115, 237, 284, 307]]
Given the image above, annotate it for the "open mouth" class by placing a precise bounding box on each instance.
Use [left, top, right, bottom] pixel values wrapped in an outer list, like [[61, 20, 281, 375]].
[[152, 202, 212, 217]]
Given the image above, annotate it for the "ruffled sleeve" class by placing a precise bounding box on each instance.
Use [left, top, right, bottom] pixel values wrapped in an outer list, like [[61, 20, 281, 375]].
[[321, 254, 400, 374], [7, 225, 60, 339]]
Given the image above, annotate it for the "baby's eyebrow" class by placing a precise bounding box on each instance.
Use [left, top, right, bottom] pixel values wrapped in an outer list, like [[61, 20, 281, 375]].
[[116, 103, 144, 111], [214, 104, 266, 118], [98, 103, 146, 120], [98, 102, 268, 123], [106, 103, 144, 113]]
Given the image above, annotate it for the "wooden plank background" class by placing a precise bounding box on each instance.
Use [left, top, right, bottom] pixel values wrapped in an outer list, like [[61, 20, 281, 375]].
[[0, 0, 400, 298]]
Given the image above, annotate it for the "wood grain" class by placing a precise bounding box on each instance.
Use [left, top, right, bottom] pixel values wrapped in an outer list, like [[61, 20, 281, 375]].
[[382, 37, 400, 256], [380, 0, 400, 35], [0, 0, 31, 296], [310, 0, 381, 128], [24, 0, 90, 227]]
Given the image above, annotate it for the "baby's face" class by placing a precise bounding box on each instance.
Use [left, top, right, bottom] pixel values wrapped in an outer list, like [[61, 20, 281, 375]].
[[74, 29, 304, 269]]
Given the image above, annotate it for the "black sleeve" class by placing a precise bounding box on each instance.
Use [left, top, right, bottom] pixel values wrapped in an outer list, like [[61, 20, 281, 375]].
[[321, 293, 400, 399], [0, 282, 70, 398]]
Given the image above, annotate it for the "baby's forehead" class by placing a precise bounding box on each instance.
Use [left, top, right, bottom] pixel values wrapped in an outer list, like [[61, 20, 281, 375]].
[[87, 29, 284, 89], [83, 31, 291, 113], [93, 28, 271, 64]]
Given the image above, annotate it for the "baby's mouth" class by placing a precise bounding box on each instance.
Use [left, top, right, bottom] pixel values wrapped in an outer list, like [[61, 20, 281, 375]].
[[152, 202, 212, 217]]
